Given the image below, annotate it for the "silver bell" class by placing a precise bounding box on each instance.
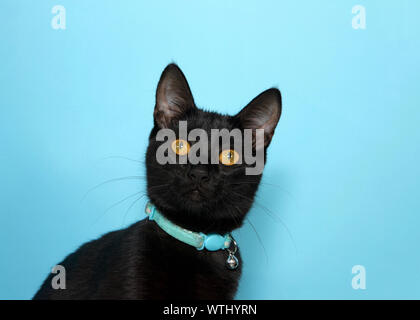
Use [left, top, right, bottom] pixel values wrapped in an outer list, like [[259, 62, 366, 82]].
[[226, 254, 239, 270]]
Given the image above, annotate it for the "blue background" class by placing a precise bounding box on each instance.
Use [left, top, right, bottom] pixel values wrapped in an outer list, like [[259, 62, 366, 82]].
[[1, 0, 419, 299]]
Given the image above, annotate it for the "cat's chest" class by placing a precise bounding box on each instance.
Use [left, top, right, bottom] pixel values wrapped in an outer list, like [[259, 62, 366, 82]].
[[139, 231, 242, 299]]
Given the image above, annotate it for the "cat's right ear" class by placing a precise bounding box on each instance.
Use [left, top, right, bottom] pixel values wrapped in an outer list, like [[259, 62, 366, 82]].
[[154, 64, 196, 128]]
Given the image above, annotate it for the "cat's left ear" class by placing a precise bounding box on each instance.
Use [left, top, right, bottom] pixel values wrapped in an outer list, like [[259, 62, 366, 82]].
[[154, 64, 196, 128], [236, 88, 282, 148]]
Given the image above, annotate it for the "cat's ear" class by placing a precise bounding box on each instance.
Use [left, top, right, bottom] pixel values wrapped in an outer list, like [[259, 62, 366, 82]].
[[236, 88, 282, 148], [154, 64, 196, 128]]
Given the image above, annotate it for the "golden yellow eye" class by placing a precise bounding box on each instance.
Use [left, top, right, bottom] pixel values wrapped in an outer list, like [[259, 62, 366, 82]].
[[219, 149, 239, 166], [171, 139, 190, 156]]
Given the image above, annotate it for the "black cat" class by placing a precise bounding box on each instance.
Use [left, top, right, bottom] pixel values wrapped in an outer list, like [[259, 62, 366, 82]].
[[33, 64, 282, 299]]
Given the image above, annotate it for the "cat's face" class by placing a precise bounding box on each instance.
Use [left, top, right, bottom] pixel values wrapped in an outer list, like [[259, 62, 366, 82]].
[[146, 64, 281, 233]]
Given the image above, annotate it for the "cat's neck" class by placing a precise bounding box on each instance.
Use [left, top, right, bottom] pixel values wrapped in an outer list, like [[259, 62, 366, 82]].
[[148, 200, 243, 235]]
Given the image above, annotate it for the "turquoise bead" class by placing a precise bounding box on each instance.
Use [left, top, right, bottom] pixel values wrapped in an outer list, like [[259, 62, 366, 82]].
[[204, 234, 225, 251]]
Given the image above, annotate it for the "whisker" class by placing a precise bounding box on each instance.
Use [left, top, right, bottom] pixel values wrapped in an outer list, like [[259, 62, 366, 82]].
[[232, 192, 279, 221], [122, 194, 147, 226], [101, 155, 145, 164], [253, 199, 298, 256], [226, 181, 296, 201], [147, 183, 170, 191], [219, 197, 242, 227], [230, 190, 298, 255], [246, 217, 268, 264], [223, 194, 274, 262], [82, 176, 146, 201], [90, 191, 144, 228]]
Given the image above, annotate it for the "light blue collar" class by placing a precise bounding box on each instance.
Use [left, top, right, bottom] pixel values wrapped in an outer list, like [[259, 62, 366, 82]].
[[145, 202, 232, 251]]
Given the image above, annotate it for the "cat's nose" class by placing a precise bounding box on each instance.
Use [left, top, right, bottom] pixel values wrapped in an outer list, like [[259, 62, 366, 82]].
[[188, 168, 209, 184]]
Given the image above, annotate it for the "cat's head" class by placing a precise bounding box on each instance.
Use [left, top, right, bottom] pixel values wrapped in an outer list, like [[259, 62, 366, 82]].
[[146, 64, 281, 233]]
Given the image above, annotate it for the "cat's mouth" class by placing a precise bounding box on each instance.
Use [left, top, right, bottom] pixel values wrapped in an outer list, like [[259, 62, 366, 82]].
[[185, 187, 206, 202], [191, 189, 200, 201]]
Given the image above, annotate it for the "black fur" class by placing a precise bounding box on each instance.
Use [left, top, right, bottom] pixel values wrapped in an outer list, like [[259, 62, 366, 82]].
[[33, 64, 281, 300]]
